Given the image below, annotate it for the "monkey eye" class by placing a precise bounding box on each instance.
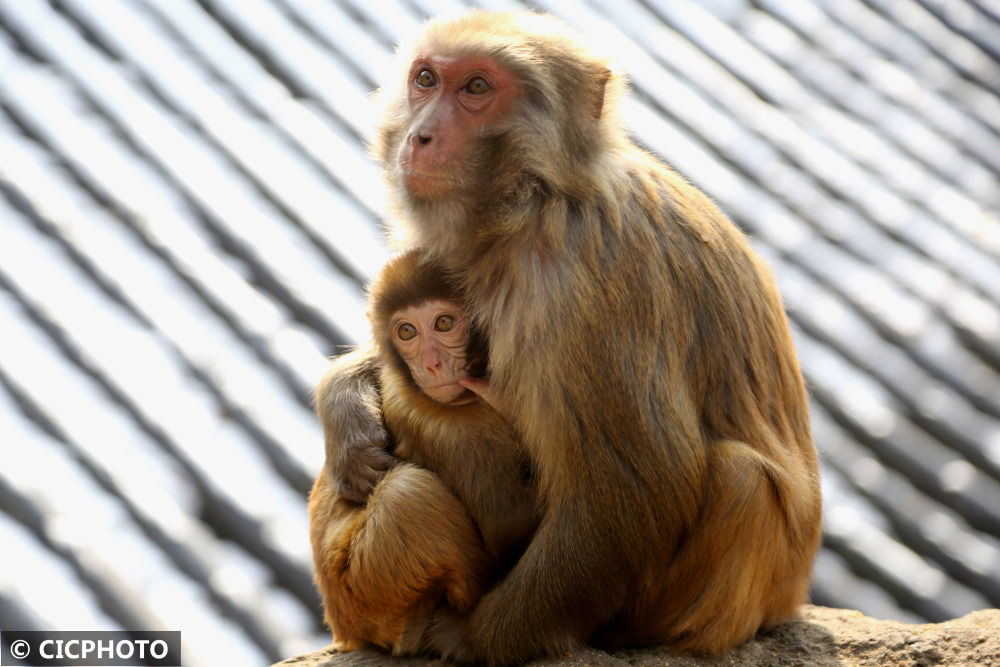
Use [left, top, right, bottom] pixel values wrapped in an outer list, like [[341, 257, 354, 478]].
[[434, 314, 456, 332], [415, 69, 437, 88], [465, 77, 490, 95], [397, 322, 418, 341]]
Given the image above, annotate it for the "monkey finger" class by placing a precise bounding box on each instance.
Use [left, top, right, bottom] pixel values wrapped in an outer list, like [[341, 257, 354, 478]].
[[459, 377, 506, 415], [458, 376, 491, 396], [458, 376, 500, 407], [425, 606, 472, 662], [335, 465, 389, 504], [336, 440, 398, 504]]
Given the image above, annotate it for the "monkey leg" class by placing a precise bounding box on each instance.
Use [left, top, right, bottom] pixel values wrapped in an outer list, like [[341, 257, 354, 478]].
[[309, 463, 490, 654], [632, 438, 821, 654]]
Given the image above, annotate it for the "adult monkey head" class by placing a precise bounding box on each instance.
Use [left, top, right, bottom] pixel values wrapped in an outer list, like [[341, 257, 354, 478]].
[[373, 11, 620, 246], [317, 10, 822, 665]]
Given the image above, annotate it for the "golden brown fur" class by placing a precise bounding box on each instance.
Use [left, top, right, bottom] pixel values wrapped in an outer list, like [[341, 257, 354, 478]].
[[317, 10, 821, 665], [310, 251, 537, 654], [309, 464, 487, 653]]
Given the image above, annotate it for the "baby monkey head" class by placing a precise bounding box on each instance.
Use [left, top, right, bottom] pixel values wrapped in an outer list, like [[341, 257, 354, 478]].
[[368, 250, 487, 405]]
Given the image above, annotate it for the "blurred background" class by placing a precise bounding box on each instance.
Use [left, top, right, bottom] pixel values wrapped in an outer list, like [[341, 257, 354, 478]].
[[0, 0, 998, 664]]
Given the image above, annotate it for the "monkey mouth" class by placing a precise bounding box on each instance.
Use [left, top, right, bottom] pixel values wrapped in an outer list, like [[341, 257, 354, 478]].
[[397, 155, 465, 183], [400, 167, 462, 185], [427, 381, 462, 391], [422, 380, 474, 405]]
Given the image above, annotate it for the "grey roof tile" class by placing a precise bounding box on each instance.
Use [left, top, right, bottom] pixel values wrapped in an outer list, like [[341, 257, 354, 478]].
[[0, 1, 997, 662]]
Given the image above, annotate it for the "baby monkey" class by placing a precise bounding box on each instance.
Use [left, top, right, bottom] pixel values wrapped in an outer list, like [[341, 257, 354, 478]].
[[309, 249, 537, 654]]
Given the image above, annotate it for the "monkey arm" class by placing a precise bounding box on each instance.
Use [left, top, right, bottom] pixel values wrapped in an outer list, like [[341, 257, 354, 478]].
[[314, 342, 396, 504], [426, 487, 635, 664]]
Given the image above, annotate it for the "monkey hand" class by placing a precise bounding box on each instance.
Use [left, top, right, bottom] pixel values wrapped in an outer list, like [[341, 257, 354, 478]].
[[333, 418, 396, 504], [459, 376, 505, 414], [316, 344, 397, 504], [425, 606, 474, 664]]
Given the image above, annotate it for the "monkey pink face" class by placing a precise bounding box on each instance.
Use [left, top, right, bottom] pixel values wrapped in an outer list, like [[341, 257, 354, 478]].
[[397, 55, 519, 199], [389, 299, 475, 404]]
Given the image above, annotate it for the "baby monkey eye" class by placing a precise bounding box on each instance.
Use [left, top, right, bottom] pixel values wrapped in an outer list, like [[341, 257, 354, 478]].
[[465, 77, 490, 94], [434, 314, 456, 332], [397, 322, 418, 341], [415, 69, 437, 88]]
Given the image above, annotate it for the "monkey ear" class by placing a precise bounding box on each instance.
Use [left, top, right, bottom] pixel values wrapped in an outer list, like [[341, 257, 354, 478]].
[[590, 66, 611, 120]]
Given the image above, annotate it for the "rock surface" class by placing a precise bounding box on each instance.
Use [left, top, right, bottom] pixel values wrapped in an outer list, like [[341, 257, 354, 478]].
[[274, 605, 1000, 666]]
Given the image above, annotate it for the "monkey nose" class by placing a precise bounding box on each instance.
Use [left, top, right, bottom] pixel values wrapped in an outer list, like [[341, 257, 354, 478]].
[[411, 132, 432, 147], [422, 347, 442, 372]]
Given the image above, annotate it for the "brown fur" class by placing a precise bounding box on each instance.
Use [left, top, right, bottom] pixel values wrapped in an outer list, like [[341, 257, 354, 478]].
[[309, 464, 487, 653], [317, 10, 822, 665], [310, 251, 537, 654]]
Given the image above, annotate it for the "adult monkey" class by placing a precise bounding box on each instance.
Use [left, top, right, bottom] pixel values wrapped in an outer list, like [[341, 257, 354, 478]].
[[316, 10, 821, 665], [310, 250, 537, 653]]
